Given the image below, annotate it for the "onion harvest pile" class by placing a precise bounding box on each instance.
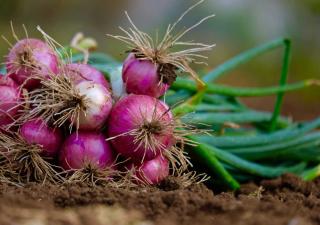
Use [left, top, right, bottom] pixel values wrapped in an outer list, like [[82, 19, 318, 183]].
[[1, 2, 320, 189]]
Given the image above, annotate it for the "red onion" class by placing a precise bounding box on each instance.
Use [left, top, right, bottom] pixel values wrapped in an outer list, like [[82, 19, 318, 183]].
[[111, 6, 215, 97], [59, 131, 115, 170], [74, 81, 113, 130], [6, 38, 59, 90], [136, 155, 169, 185], [108, 94, 175, 162], [23, 75, 113, 131], [0, 85, 21, 128], [20, 118, 62, 157], [64, 63, 110, 89], [126, 155, 169, 185], [122, 53, 170, 98], [0, 129, 62, 183]]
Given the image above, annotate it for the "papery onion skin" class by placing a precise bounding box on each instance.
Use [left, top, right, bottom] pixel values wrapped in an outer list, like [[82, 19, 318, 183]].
[[0, 85, 21, 128], [59, 131, 115, 170], [6, 38, 59, 90], [65, 63, 110, 89], [20, 118, 62, 157], [125, 155, 169, 185], [74, 81, 113, 131], [122, 53, 169, 98], [108, 94, 175, 162]]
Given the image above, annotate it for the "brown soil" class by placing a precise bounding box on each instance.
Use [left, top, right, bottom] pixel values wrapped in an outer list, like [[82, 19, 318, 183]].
[[1, 174, 320, 225]]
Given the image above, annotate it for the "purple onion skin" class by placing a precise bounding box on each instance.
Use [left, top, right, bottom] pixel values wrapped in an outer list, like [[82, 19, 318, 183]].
[[59, 132, 115, 170], [74, 81, 113, 131], [0, 85, 21, 128], [108, 94, 174, 162], [20, 118, 62, 157], [126, 155, 169, 185], [0, 74, 18, 88], [65, 63, 111, 89], [122, 53, 169, 98], [6, 38, 59, 90]]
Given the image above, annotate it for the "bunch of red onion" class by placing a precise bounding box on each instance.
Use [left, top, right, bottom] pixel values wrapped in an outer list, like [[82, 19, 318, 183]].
[[0, 30, 190, 186], [0, 1, 212, 185]]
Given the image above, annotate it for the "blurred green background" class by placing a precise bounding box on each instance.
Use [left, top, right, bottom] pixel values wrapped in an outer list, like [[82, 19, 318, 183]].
[[0, 0, 319, 120]]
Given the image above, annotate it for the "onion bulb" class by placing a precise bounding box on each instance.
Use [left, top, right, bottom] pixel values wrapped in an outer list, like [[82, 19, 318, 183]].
[[59, 131, 115, 170], [108, 94, 175, 162], [6, 38, 59, 90], [20, 118, 62, 157], [0, 84, 21, 128], [122, 53, 171, 98], [65, 63, 110, 89], [126, 155, 169, 185]]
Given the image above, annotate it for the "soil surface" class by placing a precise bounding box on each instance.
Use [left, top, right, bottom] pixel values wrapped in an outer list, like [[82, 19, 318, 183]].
[[0, 174, 320, 225]]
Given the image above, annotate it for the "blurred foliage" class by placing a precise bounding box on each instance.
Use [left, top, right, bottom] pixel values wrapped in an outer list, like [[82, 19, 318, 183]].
[[0, 0, 319, 119]]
